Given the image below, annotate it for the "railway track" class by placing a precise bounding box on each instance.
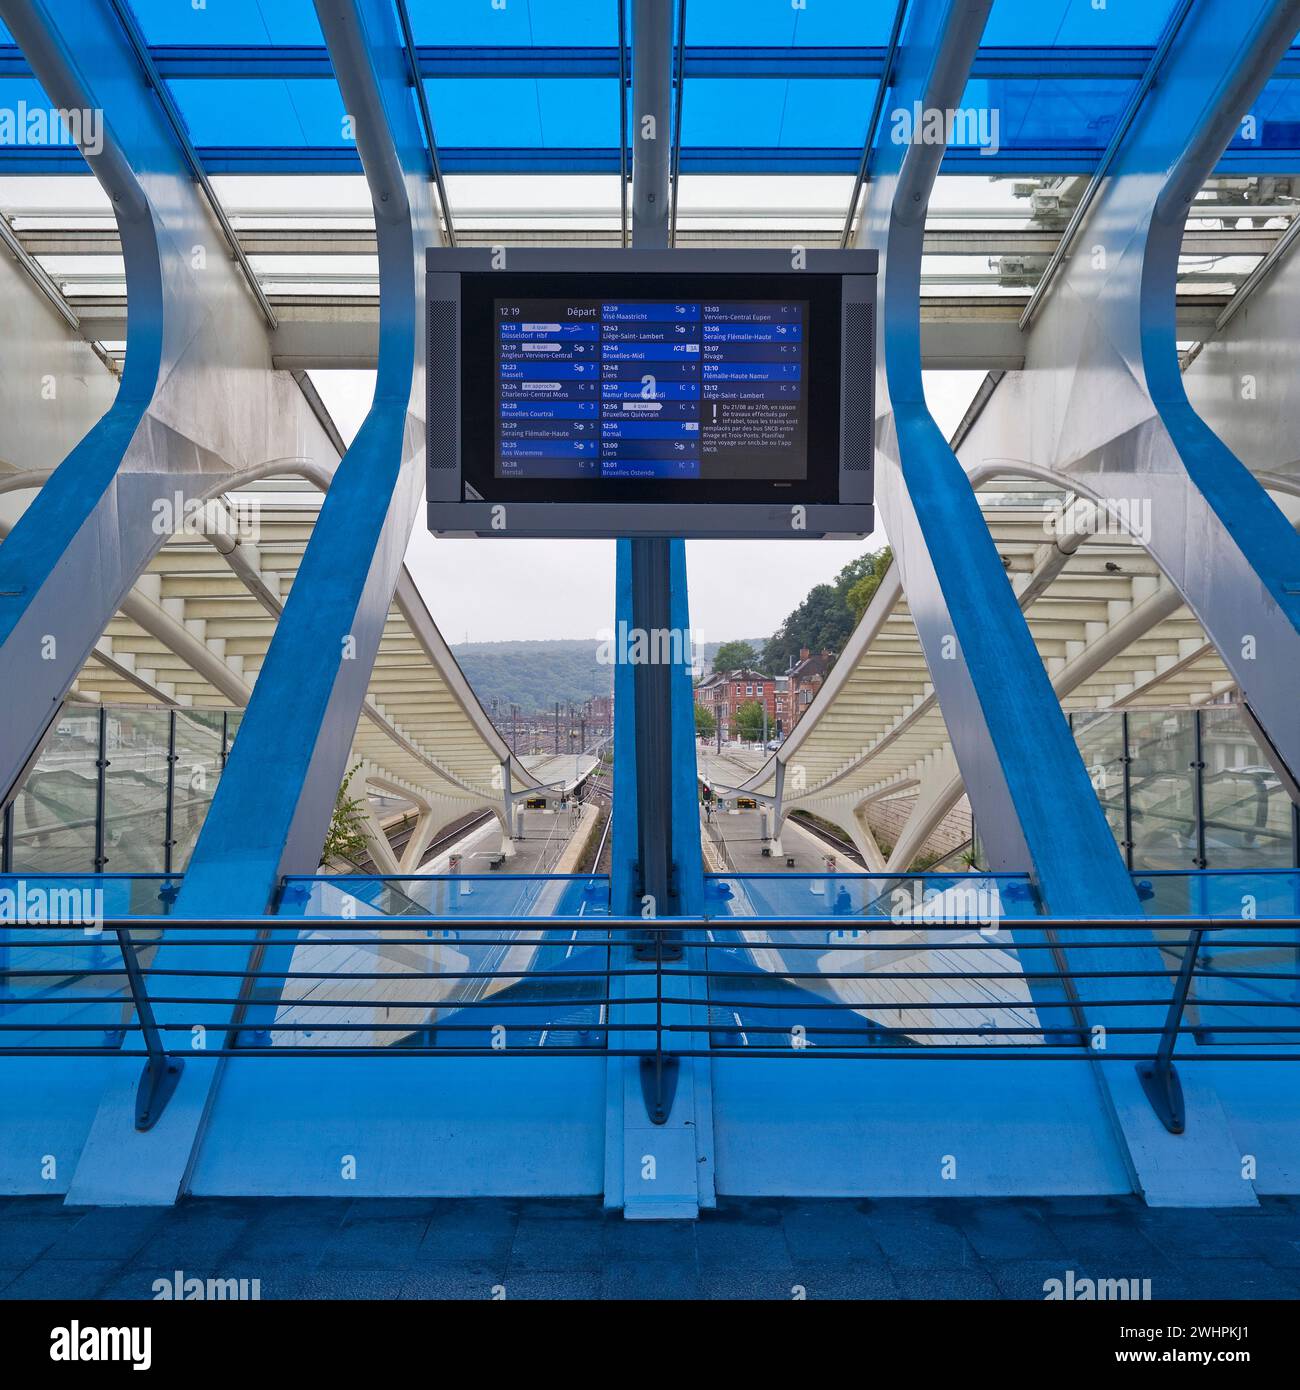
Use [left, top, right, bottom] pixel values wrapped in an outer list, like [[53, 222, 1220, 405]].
[[359, 760, 610, 876], [786, 811, 866, 869], [351, 806, 494, 875]]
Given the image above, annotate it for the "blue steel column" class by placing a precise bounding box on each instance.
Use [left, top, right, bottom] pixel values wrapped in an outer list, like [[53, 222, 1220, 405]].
[[0, 0, 335, 811], [63, 0, 439, 1205], [860, 0, 1139, 913], [605, 0, 713, 1219], [175, 0, 435, 911], [1113, 0, 1300, 774], [856, 0, 1250, 1204], [958, 2, 1300, 778], [0, 1, 160, 810]]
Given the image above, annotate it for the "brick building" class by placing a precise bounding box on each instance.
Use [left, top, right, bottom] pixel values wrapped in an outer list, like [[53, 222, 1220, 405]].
[[695, 667, 777, 738], [786, 647, 833, 732]]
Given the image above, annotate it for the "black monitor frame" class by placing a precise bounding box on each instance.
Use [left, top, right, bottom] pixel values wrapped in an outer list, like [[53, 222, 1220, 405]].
[[427, 249, 876, 539]]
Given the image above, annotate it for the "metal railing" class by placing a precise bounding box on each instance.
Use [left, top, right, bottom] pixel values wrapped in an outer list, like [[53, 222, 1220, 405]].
[[2, 909, 1299, 1134], [2, 705, 236, 876], [1066, 705, 1300, 875]]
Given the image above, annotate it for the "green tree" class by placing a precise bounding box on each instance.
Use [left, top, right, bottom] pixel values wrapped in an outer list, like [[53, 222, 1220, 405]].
[[762, 545, 892, 670], [846, 546, 893, 622], [322, 762, 369, 866], [694, 703, 716, 737], [735, 699, 765, 742], [711, 639, 761, 674]]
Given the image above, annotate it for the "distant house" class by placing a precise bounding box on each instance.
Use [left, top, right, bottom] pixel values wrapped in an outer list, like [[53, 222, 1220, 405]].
[[786, 647, 832, 731], [773, 675, 791, 736], [695, 667, 776, 738]]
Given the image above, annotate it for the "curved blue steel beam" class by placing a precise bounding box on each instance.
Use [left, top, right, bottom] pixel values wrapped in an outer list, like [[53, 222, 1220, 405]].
[[852, 0, 1255, 1200], [1135, 0, 1300, 768], [175, 0, 438, 916], [957, 0, 1300, 779], [62, 0, 441, 1206], [0, 0, 335, 811], [861, 0, 1140, 916], [0, 1, 159, 806]]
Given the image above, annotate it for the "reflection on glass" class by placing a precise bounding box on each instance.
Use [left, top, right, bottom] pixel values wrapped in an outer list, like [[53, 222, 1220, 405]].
[[703, 872, 1046, 1048], [262, 873, 612, 1050], [1128, 710, 1198, 874], [171, 711, 224, 869], [1200, 706, 1294, 871], [9, 713, 100, 873], [102, 708, 171, 873], [1073, 710, 1127, 860], [0, 875, 178, 1051]]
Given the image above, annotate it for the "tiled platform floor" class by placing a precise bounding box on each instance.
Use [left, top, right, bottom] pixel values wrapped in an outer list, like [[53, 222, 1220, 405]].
[[3, 1194, 1300, 1300]]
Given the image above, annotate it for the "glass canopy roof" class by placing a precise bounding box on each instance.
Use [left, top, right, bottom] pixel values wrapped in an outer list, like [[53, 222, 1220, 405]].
[[1, 1, 1298, 175], [1, 2, 1297, 378]]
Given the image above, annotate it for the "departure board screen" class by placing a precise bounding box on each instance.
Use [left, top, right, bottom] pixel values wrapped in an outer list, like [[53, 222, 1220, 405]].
[[494, 299, 808, 481]]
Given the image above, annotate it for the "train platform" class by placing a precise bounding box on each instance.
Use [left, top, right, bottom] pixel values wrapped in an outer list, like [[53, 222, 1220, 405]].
[[703, 806, 859, 875]]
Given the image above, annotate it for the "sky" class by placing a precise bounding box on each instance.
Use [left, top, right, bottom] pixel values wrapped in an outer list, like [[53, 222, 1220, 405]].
[[313, 368, 985, 648]]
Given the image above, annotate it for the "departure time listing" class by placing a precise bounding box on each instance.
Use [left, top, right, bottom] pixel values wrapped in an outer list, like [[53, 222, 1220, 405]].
[[494, 298, 809, 481]]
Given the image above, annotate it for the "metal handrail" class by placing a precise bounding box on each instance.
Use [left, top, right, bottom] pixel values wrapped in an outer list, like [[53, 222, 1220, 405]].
[[111, 925, 184, 1130], [3, 915, 1298, 1137]]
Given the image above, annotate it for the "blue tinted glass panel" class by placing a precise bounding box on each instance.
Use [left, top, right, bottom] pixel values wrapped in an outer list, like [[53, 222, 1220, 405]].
[[983, 0, 1177, 46], [687, 0, 898, 46], [169, 78, 348, 146], [685, 78, 876, 146], [425, 77, 618, 147], [1232, 78, 1300, 155], [0, 77, 90, 162], [126, 0, 324, 44], [408, 0, 618, 46], [968, 76, 1135, 152], [280, 875, 610, 918]]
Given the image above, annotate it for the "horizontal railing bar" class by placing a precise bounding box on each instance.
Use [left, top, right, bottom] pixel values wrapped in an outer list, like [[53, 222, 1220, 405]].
[[4, 1000, 1292, 1027], [0, 1001, 618, 1017], [6, 964, 1298, 987], [667, 1022, 1300, 1036], [4, 995, 1291, 1019], [10, 932, 1300, 950], [8, 970, 1288, 994], [9, 1022, 1292, 1039], [2, 997, 1279, 1018], [669, 994, 1278, 1010], [2, 1046, 1298, 1061], [71, 915, 1300, 929]]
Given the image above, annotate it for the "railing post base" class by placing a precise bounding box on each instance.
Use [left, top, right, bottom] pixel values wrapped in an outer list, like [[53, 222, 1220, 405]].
[[135, 1056, 184, 1132], [640, 1054, 678, 1126], [1137, 1060, 1185, 1135]]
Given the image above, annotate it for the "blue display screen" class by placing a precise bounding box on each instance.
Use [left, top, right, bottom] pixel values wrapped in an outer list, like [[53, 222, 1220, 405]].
[[493, 298, 808, 481]]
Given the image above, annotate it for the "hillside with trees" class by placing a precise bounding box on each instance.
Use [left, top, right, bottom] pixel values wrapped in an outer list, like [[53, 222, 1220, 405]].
[[457, 544, 893, 716], [761, 547, 892, 671], [704, 546, 893, 677], [453, 637, 762, 716]]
